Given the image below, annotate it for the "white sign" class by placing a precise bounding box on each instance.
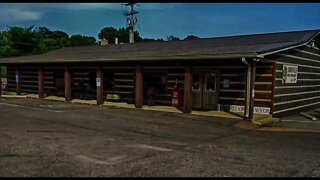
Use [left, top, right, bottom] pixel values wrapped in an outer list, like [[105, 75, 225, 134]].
[[96, 78, 101, 87], [283, 65, 298, 84], [230, 105, 270, 115], [254, 107, 271, 114], [172, 99, 178, 105], [230, 105, 244, 112], [223, 79, 230, 88]]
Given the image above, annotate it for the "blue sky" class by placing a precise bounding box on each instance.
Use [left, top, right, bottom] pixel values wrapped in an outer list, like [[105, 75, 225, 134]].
[[0, 3, 320, 40]]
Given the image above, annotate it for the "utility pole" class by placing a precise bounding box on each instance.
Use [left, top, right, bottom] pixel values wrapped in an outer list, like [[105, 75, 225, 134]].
[[123, 3, 139, 44]]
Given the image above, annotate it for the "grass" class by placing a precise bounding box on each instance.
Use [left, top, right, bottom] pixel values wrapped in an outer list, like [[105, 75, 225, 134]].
[[1, 66, 7, 78]]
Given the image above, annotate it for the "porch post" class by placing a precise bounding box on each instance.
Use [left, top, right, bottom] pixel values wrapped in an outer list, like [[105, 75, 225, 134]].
[[183, 64, 192, 113], [0, 66, 2, 96], [96, 64, 104, 105], [243, 58, 251, 120], [64, 65, 71, 102], [135, 64, 143, 108], [38, 66, 44, 99], [16, 66, 21, 95], [248, 61, 256, 119]]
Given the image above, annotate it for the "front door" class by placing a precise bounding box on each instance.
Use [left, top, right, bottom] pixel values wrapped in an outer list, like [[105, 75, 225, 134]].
[[192, 71, 218, 110]]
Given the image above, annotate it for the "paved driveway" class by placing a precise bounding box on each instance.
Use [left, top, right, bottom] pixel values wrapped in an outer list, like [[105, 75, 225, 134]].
[[0, 98, 319, 177]]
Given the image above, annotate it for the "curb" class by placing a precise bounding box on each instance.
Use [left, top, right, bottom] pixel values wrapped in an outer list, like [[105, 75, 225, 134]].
[[1, 95, 27, 98], [235, 120, 320, 133]]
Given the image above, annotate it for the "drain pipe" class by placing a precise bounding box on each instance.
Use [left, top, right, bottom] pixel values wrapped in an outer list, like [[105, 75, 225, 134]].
[[242, 58, 251, 120]]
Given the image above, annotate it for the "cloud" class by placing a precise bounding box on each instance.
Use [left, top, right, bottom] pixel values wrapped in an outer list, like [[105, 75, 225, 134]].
[[0, 8, 43, 24], [12, 3, 182, 11]]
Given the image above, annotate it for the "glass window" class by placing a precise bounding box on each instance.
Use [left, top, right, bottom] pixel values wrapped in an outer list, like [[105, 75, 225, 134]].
[[205, 73, 215, 92], [192, 74, 200, 91]]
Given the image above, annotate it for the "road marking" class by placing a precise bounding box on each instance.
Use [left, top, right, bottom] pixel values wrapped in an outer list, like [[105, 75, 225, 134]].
[[281, 119, 320, 124], [0, 102, 64, 113], [77, 155, 113, 165], [132, 144, 173, 152]]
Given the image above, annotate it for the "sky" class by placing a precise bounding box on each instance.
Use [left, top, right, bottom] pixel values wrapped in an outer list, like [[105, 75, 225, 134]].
[[0, 3, 320, 40]]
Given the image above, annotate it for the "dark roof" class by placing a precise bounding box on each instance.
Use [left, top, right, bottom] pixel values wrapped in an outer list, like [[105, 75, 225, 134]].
[[0, 29, 319, 64]]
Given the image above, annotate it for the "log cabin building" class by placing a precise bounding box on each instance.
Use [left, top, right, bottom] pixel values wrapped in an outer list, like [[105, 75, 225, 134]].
[[0, 29, 320, 120]]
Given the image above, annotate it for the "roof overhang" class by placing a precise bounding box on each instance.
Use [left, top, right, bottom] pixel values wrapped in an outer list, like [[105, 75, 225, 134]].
[[258, 31, 320, 57], [0, 53, 260, 65]]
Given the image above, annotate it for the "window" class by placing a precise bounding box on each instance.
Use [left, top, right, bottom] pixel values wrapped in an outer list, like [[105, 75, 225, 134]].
[[205, 73, 215, 92], [192, 74, 201, 91]]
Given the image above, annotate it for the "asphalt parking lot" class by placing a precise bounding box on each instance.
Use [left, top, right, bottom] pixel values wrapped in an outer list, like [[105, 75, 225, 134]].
[[0, 97, 320, 177]]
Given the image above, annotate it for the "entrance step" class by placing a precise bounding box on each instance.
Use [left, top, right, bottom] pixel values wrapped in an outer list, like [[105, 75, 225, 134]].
[[1, 91, 27, 98], [251, 114, 279, 126]]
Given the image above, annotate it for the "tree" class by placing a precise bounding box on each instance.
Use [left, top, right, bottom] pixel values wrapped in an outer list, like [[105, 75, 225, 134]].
[[69, 35, 97, 46], [0, 25, 99, 57], [35, 26, 52, 39], [0, 44, 17, 57], [5, 25, 37, 55], [1, 66, 7, 78], [184, 35, 199, 40], [51, 30, 70, 47], [98, 26, 143, 44], [166, 35, 180, 41], [98, 27, 119, 44], [143, 38, 164, 42], [33, 38, 60, 54]]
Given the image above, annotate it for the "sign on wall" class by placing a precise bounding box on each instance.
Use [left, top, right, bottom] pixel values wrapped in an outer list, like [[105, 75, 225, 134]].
[[230, 105, 271, 115], [96, 78, 101, 87], [223, 79, 230, 88], [15, 74, 19, 82], [282, 65, 298, 84]]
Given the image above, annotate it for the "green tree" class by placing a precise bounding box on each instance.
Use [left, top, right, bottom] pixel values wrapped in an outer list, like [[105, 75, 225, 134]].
[[69, 35, 97, 46], [51, 30, 70, 47], [184, 35, 199, 40], [1, 66, 7, 78], [98, 26, 143, 44], [5, 25, 37, 55], [35, 26, 52, 39], [143, 38, 164, 42], [33, 38, 60, 54], [0, 45, 18, 57], [33, 27, 69, 53], [98, 27, 119, 44], [166, 35, 180, 41]]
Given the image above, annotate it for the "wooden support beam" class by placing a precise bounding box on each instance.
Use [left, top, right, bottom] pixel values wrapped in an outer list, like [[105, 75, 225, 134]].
[[215, 69, 221, 105], [248, 61, 256, 119], [38, 66, 44, 98], [244, 59, 251, 120], [270, 61, 276, 114], [0, 66, 2, 96], [135, 64, 143, 108], [96, 65, 104, 105], [243, 59, 256, 120], [183, 65, 192, 113], [64, 65, 71, 102], [16, 67, 21, 95]]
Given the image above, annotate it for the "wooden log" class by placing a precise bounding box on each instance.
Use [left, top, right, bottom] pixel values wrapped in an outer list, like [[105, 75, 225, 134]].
[[64, 65, 71, 101], [299, 112, 317, 121], [96, 65, 104, 105], [248, 61, 256, 119], [0, 66, 2, 96], [270, 61, 276, 114], [38, 66, 44, 98], [183, 65, 192, 113], [135, 64, 143, 108], [215, 69, 221, 104], [16, 67, 21, 95]]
